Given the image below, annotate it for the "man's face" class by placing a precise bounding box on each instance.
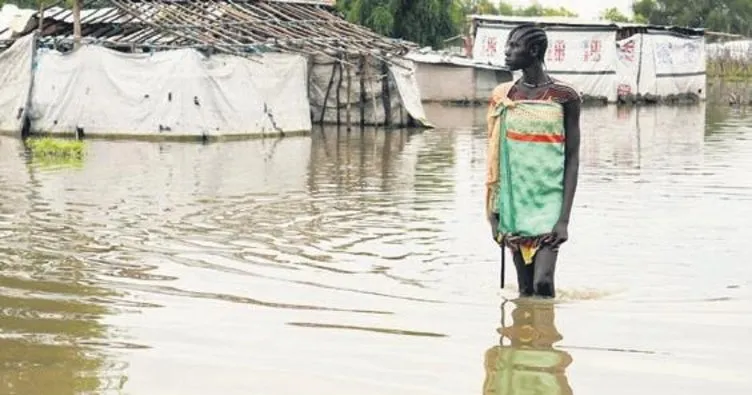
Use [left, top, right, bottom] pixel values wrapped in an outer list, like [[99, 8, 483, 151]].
[[504, 31, 535, 71]]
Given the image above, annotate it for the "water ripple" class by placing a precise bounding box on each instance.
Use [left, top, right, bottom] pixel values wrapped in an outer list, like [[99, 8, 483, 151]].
[[1, 102, 752, 394]]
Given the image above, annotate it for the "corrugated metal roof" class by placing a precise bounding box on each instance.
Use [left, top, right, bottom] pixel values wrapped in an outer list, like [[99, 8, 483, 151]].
[[404, 51, 508, 70], [470, 14, 617, 28], [470, 14, 704, 35]]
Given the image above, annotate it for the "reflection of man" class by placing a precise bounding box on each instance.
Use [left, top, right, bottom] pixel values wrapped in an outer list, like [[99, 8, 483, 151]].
[[482, 300, 573, 395]]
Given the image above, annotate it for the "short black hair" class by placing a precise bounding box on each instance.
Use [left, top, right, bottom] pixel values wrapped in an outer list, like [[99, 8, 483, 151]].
[[508, 23, 548, 62]]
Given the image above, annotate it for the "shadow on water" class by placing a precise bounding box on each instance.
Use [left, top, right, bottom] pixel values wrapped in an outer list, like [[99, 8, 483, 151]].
[[483, 300, 573, 395]]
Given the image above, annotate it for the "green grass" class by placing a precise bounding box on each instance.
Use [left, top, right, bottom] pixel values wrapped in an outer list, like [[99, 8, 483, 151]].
[[24, 137, 86, 169], [707, 58, 752, 81]]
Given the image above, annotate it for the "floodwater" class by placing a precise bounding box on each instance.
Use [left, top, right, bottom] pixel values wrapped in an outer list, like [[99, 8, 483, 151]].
[[1, 102, 751, 395]]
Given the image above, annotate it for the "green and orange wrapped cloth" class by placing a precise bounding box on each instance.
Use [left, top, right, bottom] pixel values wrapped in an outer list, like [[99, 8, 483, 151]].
[[485, 82, 566, 264]]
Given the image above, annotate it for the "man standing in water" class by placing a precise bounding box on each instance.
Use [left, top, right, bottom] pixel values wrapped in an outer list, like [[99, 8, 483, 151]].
[[486, 24, 581, 298]]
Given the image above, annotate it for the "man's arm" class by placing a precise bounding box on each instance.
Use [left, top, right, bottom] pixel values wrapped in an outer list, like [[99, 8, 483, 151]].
[[559, 99, 581, 225]]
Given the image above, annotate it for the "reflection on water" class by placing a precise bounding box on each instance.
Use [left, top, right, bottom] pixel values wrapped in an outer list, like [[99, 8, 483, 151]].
[[0, 139, 127, 394], [483, 300, 572, 395], [0, 280, 120, 394], [1, 101, 751, 394]]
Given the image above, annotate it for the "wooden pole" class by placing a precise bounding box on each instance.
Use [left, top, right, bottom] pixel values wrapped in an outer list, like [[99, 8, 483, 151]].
[[500, 245, 506, 289], [381, 60, 391, 127], [319, 60, 338, 124], [336, 55, 343, 126], [359, 55, 366, 129], [38, 2, 44, 33], [21, 31, 39, 138], [346, 57, 352, 131], [72, 0, 81, 50], [399, 101, 404, 126], [368, 59, 378, 127]]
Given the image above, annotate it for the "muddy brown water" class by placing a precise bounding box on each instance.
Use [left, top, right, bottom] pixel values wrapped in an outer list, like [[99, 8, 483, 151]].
[[1, 102, 751, 394]]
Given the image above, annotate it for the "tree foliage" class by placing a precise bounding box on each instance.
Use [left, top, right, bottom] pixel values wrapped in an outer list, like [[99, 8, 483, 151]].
[[7, 0, 751, 49], [337, 0, 752, 48], [1, 0, 35, 8], [631, 0, 752, 35], [458, 0, 577, 18], [337, 0, 578, 48], [599, 7, 630, 23], [336, 0, 463, 49]]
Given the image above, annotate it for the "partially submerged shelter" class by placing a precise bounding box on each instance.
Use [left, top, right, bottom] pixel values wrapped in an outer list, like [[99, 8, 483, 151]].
[[0, 0, 431, 139], [468, 15, 706, 103], [614, 23, 706, 103]]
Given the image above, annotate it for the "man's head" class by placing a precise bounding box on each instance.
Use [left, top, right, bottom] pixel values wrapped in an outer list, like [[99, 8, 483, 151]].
[[504, 24, 548, 71]]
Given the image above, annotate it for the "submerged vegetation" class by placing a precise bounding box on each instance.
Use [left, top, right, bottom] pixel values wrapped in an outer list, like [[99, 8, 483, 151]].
[[24, 137, 86, 168], [707, 58, 752, 81]]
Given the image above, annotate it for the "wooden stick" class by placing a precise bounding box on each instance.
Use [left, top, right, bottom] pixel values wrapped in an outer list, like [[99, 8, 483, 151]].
[[346, 59, 352, 132], [399, 99, 404, 126], [381, 60, 391, 127], [72, 0, 81, 49], [336, 55, 343, 126], [359, 55, 366, 128], [319, 60, 338, 124], [38, 2, 44, 33], [500, 244, 506, 289], [40, 0, 416, 69], [109, 0, 258, 60], [367, 57, 378, 126]]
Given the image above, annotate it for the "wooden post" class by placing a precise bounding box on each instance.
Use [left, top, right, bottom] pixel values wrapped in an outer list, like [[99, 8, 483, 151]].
[[21, 31, 39, 138], [368, 59, 378, 127], [399, 102, 404, 126], [346, 56, 352, 132], [37, 2, 44, 32], [359, 56, 367, 128], [72, 0, 82, 50], [307, 55, 315, 121], [319, 60, 338, 124], [336, 55, 343, 126], [381, 60, 391, 127]]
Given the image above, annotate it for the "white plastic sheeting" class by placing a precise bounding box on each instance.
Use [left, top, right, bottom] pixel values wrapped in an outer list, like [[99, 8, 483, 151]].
[[616, 35, 641, 97], [707, 40, 752, 61], [1, 37, 431, 136], [616, 33, 705, 99], [0, 4, 35, 40], [308, 55, 430, 127], [472, 25, 618, 101], [29, 45, 311, 137], [404, 51, 512, 102], [642, 34, 705, 99], [388, 57, 430, 126], [0, 34, 34, 133]]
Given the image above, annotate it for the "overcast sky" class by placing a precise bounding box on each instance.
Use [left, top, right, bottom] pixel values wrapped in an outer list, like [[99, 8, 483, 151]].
[[506, 0, 634, 20]]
